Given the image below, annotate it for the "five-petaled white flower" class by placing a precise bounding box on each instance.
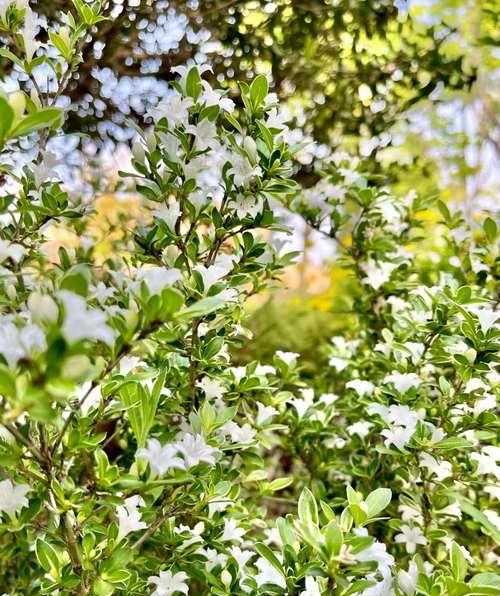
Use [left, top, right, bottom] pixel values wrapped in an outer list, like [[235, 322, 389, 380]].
[[256, 402, 278, 426], [148, 569, 189, 596], [254, 555, 286, 589], [300, 576, 322, 596], [135, 267, 182, 295], [346, 379, 375, 397], [0, 479, 30, 518], [395, 525, 427, 553], [360, 260, 398, 290], [275, 350, 299, 366], [220, 518, 245, 542], [116, 495, 147, 541], [0, 318, 46, 368], [136, 438, 185, 476], [59, 291, 115, 346], [196, 376, 226, 400], [176, 433, 220, 468], [383, 372, 420, 393]]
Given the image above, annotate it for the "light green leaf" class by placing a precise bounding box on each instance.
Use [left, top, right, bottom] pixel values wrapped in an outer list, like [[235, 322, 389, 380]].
[[11, 107, 63, 138], [365, 488, 392, 518], [0, 97, 14, 142]]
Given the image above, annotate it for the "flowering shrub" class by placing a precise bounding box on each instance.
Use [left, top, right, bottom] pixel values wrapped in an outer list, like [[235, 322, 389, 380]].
[[0, 2, 499, 596]]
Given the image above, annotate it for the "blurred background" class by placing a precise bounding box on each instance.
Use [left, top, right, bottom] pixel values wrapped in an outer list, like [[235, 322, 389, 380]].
[[2, 0, 499, 366]]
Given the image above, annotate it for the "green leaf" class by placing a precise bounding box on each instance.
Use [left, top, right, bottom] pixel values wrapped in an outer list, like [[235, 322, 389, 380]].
[[255, 543, 285, 579], [250, 74, 269, 108], [365, 488, 392, 518], [159, 287, 184, 317], [35, 539, 61, 577], [434, 437, 473, 450], [0, 97, 14, 143], [185, 66, 202, 101], [60, 264, 91, 296], [456, 497, 500, 545], [323, 519, 343, 557], [484, 217, 497, 243], [11, 107, 63, 138], [470, 573, 500, 592], [298, 487, 318, 527], [177, 295, 225, 320], [451, 541, 468, 582]]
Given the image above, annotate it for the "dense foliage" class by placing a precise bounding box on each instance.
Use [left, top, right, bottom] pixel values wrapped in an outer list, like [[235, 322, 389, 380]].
[[0, 2, 499, 596]]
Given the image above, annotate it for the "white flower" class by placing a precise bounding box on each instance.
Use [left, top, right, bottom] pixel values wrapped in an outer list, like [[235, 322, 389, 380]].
[[229, 153, 262, 187], [383, 372, 420, 393], [90, 281, 115, 304], [360, 260, 398, 290], [220, 518, 245, 542], [468, 305, 499, 334], [355, 528, 395, 569], [148, 569, 189, 596], [0, 318, 46, 368], [436, 501, 462, 519], [119, 356, 146, 375], [254, 556, 286, 589], [135, 267, 182, 295], [346, 379, 375, 397], [419, 453, 452, 481], [0, 239, 25, 263], [197, 547, 228, 571], [152, 202, 181, 231], [59, 291, 115, 346], [471, 448, 500, 479], [398, 503, 424, 526], [329, 356, 349, 371], [381, 426, 415, 450], [397, 560, 419, 595], [348, 421, 373, 438], [275, 350, 299, 366], [21, 6, 41, 61], [175, 521, 205, 549], [265, 107, 288, 130], [76, 382, 102, 415], [483, 509, 500, 531], [300, 576, 322, 596], [116, 495, 147, 541], [194, 263, 230, 291], [27, 292, 58, 324], [395, 525, 427, 554], [201, 80, 235, 112], [176, 433, 220, 468], [186, 118, 217, 151], [136, 439, 185, 476], [0, 479, 30, 517], [386, 405, 420, 429], [256, 402, 278, 426], [290, 389, 315, 419], [474, 394, 496, 416], [220, 421, 256, 444], [147, 92, 193, 126], [229, 545, 255, 570], [196, 376, 226, 400], [208, 497, 232, 517]]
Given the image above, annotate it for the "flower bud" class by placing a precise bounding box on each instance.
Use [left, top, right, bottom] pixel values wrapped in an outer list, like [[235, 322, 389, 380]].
[[6, 284, 16, 301], [28, 292, 58, 324], [221, 569, 232, 588], [8, 91, 25, 122], [146, 132, 157, 152], [61, 355, 92, 381], [464, 348, 476, 365], [132, 137, 145, 163], [243, 136, 257, 163]]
